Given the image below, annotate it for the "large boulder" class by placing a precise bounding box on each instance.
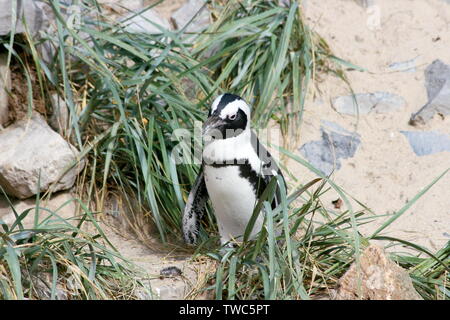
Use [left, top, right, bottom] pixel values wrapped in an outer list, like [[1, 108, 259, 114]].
[[333, 245, 422, 300], [0, 113, 84, 199]]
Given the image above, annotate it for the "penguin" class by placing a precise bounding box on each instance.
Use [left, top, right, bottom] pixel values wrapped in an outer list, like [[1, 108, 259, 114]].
[[182, 93, 286, 246]]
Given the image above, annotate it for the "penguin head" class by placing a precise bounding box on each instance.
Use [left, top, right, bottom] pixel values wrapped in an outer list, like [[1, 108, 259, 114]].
[[202, 93, 251, 139]]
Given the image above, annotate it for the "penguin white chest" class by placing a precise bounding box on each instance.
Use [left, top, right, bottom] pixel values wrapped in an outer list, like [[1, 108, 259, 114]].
[[204, 165, 261, 243]]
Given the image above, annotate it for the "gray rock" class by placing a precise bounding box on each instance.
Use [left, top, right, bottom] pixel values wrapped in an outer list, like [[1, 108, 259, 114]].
[[0, 53, 11, 127], [388, 57, 418, 73], [400, 131, 450, 156], [0, 113, 84, 199], [132, 280, 155, 300], [410, 60, 450, 125], [122, 8, 170, 34], [171, 0, 210, 33], [49, 93, 69, 135], [332, 92, 406, 116], [0, 0, 48, 36], [299, 121, 361, 175]]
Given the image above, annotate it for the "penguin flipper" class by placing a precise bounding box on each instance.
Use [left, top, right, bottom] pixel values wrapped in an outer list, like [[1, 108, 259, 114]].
[[251, 130, 286, 209], [182, 166, 208, 244]]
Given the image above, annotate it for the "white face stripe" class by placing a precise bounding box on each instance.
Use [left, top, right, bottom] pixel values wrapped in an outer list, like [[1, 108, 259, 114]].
[[210, 94, 251, 119], [219, 99, 251, 120], [211, 94, 224, 113]]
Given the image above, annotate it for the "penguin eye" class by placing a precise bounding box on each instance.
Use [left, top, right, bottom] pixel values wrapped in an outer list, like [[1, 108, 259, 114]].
[[228, 114, 237, 121]]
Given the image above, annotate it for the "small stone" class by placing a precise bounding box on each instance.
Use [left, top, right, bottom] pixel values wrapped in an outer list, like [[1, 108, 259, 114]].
[[171, 0, 210, 33], [332, 92, 406, 116], [333, 245, 422, 300], [299, 121, 361, 175], [332, 198, 343, 209], [0, 113, 85, 199], [388, 57, 418, 73], [0, 53, 11, 127], [400, 131, 450, 156], [49, 93, 69, 135]]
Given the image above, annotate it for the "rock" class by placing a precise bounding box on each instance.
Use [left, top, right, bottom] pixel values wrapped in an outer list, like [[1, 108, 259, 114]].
[[410, 60, 450, 125], [299, 121, 361, 175], [332, 92, 406, 116], [0, 53, 11, 127], [388, 57, 418, 73], [122, 8, 171, 34], [31, 272, 69, 300], [171, 0, 210, 33], [132, 280, 155, 300], [333, 245, 422, 300], [400, 131, 450, 156], [0, 114, 84, 199], [0, 0, 48, 36], [0, 191, 77, 227], [151, 280, 190, 300], [49, 93, 69, 135]]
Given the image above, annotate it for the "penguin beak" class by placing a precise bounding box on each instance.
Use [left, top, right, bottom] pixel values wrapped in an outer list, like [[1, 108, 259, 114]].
[[202, 115, 225, 137]]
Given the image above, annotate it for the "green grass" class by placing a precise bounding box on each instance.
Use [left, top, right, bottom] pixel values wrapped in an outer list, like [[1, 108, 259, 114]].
[[197, 152, 449, 300], [0, 189, 152, 300], [19, 0, 344, 244], [194, 0, 343, 135], [0, 0, 448, 300]]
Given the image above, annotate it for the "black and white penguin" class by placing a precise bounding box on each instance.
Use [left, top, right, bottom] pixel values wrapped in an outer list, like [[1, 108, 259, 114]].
[[182, 93, 286, 246]]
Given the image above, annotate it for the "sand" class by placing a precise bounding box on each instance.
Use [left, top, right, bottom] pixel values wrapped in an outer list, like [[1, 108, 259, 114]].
[[288, 0, 450, 251]]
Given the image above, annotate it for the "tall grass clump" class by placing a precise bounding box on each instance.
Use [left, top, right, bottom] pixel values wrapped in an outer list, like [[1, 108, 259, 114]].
[[201, 156, 449, 300], [0, 191, 152, 300], [20, 0, 348, 243], [195, 0, 348, 136]]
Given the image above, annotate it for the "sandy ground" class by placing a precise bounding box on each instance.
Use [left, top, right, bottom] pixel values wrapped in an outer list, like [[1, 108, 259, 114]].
[[289, 0, 450, 251]]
